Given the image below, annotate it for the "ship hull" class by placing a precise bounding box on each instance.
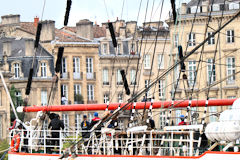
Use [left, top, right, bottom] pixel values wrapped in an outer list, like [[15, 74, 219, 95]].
[[8, 151, 240, 160]]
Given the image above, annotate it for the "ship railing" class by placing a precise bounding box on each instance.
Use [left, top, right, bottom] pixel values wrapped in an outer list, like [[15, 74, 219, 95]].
[[9, 129, 202, 156], [9, 128, 84, 154], [79, 129, 200, 156]]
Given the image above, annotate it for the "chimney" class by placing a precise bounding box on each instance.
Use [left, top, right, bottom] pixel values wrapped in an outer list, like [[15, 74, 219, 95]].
[[40, 20, 55, 42], [119, 27, 126, 38], [126, 21, 137, 35], [34, 16, 39, 27], [25, 39, 34, 57], [181, 3, 187, 14], [115, 20, 125, 34], [1, 14, 20, 25], [76, 19, 93, 40], [2, 41, 11, 56], [106, 26, 111, 39]]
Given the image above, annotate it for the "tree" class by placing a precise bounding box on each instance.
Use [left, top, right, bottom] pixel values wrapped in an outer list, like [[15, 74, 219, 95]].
[[9, 85, 25, 122], [74, 94, 84, 104]]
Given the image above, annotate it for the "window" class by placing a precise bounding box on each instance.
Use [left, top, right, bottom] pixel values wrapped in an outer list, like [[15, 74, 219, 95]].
[[226, 30, 234, 43], [40, 62, 47, 77], [15, 91, 21, 107], [41, 90, 47, 106], [87, 84, 94, 101], [220, 4, 225, 11], [102, 69, 109, 85], [130, 69, 136, 85], [229, 3, 239, 10], [103, 94, 109, 103], [116, 69, 123, 85], [188, 33, 195, 46], [211, 4, 220, 11], [174, 34, 179, 47], [227, 57, 235, 84], [188, 60, 196, 86], [0, 91, 2, 106], [102, 43, 108, 54], [75, 114, 82, 131], [159, 110, 166, 129], [227, 96, 236, 109], [88, 113, 94, 122], [61, 84, 68, 105], [207, 59, 216, 84], [207, 32, 215, 45], [130, 43, 135, 54], [117, 43, 121, 54], [63, 114, 69, 135], [145, 80, 150, 97], [191, 6, 200, 13], [159, 80, 165, 98], [74, 84, 81, 104], [175, 110, 182, 125], [158, 54, 164, 69], [209, 106, 217, 122], [0, 115, 2, 139], [61, 57, 67, 78], [86, 58, 93, 79], [73, 57, 80, 79], [118, 93, 123, 103], [14, 63, 20, 78], [174, 64, 180, 81], [144, 54, 150, 69]]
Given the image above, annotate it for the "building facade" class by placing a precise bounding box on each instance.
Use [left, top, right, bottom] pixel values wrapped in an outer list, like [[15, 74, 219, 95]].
[[167, 0, 240, 125]]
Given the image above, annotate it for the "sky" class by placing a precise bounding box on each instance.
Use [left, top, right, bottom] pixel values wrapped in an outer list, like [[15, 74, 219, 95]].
[[0, 0, 190, 28]]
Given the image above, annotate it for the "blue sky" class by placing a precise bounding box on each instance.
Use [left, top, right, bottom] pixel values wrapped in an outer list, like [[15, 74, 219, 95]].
[[0, 0, 189, 28]]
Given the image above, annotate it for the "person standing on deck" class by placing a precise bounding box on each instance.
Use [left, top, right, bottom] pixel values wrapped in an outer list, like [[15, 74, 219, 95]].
[[48, 114, 64, 146], [89, 112, 101, 137], [178, 115, 188, 125], [81, 115, 90, 138]]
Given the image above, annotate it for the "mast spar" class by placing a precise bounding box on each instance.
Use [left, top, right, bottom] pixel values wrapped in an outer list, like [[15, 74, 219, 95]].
[[19, 98, 236, 112]]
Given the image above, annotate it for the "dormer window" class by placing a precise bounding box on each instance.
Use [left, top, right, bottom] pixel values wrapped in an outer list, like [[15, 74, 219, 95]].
[[211, 4, 220, 11], [191, 6, 200, 13], [14, 63, 20, 78], [229, 2, 239, 10], [41, 62, 47, 78], [102, 43, 108, 54]]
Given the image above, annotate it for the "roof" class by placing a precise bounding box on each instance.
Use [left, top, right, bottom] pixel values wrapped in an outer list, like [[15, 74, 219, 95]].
[[19, 22, 89, 42], [63, 25, 106, 38], [0, 37, 55, 77], [187, 0, 240, 7]]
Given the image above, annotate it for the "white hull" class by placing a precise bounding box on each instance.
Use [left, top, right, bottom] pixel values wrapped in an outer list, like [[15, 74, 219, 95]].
[[8, 151, 240, 160]]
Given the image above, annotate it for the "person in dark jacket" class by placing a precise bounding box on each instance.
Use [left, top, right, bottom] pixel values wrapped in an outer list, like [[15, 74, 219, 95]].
[[48, 114, 64, 146], [89, 112, 101, 137], [81, 115, 90, 138]]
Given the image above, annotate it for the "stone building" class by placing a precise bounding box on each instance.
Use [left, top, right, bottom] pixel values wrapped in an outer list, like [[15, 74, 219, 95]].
[[0, 15, 102, 132], [167, 0, 240, 125], [0, 37, 55, 139]]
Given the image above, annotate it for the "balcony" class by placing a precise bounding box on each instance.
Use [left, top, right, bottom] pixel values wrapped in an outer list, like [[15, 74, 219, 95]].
[[73, 72, 83, 80], [60, 72, 69, 79], [130, 82, 137, 85], [87, 100, 98, 104], [86, 72, 96, 80], [103, 81, 109, 85], [117, 81, 123, 85]]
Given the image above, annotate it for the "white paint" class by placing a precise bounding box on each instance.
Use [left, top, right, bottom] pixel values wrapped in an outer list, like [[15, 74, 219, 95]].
[[8, 152, 240, 160]]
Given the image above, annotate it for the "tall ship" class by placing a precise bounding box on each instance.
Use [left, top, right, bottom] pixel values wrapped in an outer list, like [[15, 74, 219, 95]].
[[1, 0, 240, 159]]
